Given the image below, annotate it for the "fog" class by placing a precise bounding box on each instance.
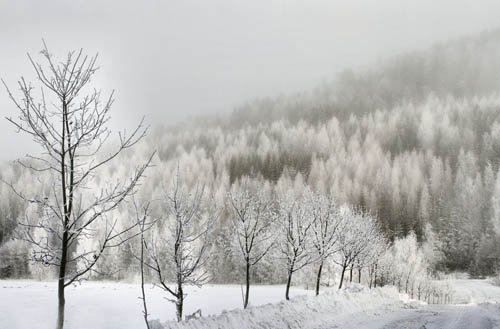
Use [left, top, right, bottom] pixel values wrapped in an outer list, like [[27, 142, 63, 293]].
[[1, 0, 500, 160]]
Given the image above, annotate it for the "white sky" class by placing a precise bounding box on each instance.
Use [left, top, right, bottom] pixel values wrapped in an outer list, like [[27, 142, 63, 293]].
[[1, 0, 500, 160]]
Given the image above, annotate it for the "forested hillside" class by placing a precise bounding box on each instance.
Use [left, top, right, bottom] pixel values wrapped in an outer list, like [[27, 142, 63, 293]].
[[2, 28, 500, 282]]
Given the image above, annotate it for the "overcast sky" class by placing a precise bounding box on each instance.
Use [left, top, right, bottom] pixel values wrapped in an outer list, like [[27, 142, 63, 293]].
[[1, 0, 500, 160]]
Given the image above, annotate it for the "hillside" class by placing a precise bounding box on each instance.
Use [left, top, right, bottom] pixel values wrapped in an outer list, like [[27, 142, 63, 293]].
[[2, 28, 500, 281], [146, 28, 500, 274]]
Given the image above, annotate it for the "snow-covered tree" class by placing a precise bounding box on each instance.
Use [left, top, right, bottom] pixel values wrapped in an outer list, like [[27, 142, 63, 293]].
[[308, 190, 343, 295], [276, 189, 316, 300], [492, 169, 500, 236], [380, 230, 441, 300], [142, 172, 217, 322], [2, 43, 152, 329], [334, 206, 381, 289], [355, 228, 387, 286], [228, 183, 274, 308]]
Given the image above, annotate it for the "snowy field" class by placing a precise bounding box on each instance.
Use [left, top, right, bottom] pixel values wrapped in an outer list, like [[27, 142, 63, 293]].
[[2, 279, 500, 329], [0, 280, 313, 329]]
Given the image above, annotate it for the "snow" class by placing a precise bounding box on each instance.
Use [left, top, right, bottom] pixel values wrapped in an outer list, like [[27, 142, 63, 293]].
[[154, 279, 500, 329], [2, 279, 500, 329], [448, 279, 500, 304], [331, 304, 500, 329], [155, 284, 402, 329], [0, 280, 313, 329]]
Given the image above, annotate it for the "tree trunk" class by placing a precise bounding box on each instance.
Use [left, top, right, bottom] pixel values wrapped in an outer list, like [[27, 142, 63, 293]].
[[57, 99, 69, 329], [285, 270, 293, 300], [56, 232, 68, 329], [358, 267, 362, 284], [368, 265, 373, 288], [349, 266, 353, 283], [244, 260, 250, 308], [176, 284, 184, 322], [139, 237, 150, 329], [56, 281, 65, 329], [315, 260, 324, 296], [339, 262, 347, 289]]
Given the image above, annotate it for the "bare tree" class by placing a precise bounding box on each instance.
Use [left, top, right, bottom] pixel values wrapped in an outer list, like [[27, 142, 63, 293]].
[[228, 185, 274, 308], [142, 172, 216, 322], [2, 42, 153, 329], [276, 190, 316, 301], [133, 200, 154, 329], [309, 191, 343, 296]]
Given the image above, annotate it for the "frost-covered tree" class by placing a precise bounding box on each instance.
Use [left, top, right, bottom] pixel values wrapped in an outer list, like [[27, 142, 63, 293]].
[[228, 183, 274, 308], [2, 43, 152, 329], [380, 231, 441, 300], [492, 169, 500, 236], [142, 172, 217, 322], [276, 190, 316, 300], [355, 228, 387, 286], [308, 190, 343, 295], [335, 206, 380, 289], [132, 199, 153, 329]]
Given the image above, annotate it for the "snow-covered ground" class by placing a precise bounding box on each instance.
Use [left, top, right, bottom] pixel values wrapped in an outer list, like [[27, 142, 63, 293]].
[[2, 279, 500, 329], [0, 280, 313, 329], [153, 279, 500, 329], [157, 285, 403, 329], [449, 279, 500, 304]]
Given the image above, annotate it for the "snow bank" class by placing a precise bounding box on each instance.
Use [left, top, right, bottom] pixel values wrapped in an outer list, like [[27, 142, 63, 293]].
[[154, 284, 402, 329]]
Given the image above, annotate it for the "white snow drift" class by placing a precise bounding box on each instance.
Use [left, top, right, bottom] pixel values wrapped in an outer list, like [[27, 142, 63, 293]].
[[154, 285, 402, 329]]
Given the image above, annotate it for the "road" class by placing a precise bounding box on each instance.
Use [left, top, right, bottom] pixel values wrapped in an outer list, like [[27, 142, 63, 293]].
[[326, 304, 500, 329], [377, 305, 496, 329], [322, 278, 500, 329]]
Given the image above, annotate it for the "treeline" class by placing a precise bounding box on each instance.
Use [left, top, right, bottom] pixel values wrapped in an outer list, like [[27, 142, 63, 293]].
[[144, 94, 500, 275], [134, 175, 454, 322]]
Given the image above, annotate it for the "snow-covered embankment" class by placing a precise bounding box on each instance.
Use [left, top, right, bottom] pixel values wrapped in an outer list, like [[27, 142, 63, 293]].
[[154, 285, 403, 329]]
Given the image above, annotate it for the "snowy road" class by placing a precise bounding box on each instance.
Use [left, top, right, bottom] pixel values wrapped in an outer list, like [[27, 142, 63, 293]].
[[325, 304, 500, 329], [378, 306, 495, 329], [320, 278, 500, 329]]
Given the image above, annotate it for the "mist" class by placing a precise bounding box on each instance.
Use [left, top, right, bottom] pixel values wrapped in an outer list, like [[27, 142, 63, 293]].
[[1, 0, 499, 160]]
